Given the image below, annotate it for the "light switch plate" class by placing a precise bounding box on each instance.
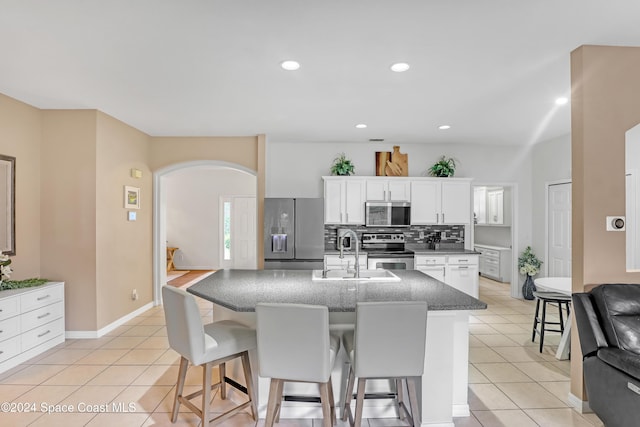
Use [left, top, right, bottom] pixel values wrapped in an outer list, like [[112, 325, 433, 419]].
[[128, 211, 137, 221], [606, 216, 625, 231]]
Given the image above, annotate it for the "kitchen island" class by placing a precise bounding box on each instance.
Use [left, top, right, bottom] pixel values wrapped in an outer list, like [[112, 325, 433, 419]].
[[187, 269, 486, 426]]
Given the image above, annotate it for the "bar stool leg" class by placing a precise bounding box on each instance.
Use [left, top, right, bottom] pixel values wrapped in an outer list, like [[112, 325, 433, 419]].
[[354, 378, 367, 427], [219, 362, 226, 399], [319, 381, 332, 427], [540, 300, 547, 353], [557, 301, 565, 333], [342, 365, 355, 421], [265, 379, 281, 427], [532, 298, 541, 342], [202, 362, 212, 426], [240, 352, 257, 420], [396, 378, 406, 420], [407, 377, 421, 427], [172, 356, 189, 422]]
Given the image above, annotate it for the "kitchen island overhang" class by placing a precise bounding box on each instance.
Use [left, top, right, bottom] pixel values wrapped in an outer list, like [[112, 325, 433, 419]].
[[186, 269, 486, 426]]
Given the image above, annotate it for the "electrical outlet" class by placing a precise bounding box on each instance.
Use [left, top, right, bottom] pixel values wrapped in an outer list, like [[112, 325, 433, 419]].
[[131, 289, 138, 301], [419, 231, 424, 239]]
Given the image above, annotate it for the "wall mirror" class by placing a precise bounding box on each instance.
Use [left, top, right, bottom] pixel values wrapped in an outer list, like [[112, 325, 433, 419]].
[[0, 155, 15, 255], [626, 125, 640, 271]]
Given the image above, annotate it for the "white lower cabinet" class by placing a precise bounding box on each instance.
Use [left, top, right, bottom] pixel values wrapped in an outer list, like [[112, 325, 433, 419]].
[[415, 254, 479, 298], [475, 244, 512, 282], [324, 254, 368, 271], [0, 282, 65, 373]]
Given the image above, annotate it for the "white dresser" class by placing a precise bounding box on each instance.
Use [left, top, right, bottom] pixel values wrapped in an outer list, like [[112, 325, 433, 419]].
[[0, 282, 65, 373], [475, 244, 512, 283]]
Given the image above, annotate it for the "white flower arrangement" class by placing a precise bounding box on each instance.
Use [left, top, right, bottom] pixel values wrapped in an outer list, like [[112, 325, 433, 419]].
[[0, 252, 12, 282], [518, 246, 542, 277]]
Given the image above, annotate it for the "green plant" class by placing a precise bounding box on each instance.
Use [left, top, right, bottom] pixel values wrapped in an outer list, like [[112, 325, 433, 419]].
[[0, 252, 12, 282], [518, 246, 542, 276], [330, 153, 355, 176], [0, 278, 49, 291], [428, 156, 457, 177]]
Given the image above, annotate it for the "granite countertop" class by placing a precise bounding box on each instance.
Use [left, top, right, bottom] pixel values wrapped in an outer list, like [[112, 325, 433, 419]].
[[405, 244, 480, 255], [323, 250, 368, 255], [187, 269, 487, 313]]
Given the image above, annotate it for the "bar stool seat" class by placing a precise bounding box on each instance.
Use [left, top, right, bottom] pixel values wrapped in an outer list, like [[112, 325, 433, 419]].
[[531, 290, 572, 353], [256, 303, 340, 427], [162, 286, 257, 426], [342, 301, 428, 427]]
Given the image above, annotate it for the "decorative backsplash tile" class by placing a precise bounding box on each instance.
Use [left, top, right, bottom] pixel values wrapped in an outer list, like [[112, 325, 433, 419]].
[[324, 224, 465, 249]]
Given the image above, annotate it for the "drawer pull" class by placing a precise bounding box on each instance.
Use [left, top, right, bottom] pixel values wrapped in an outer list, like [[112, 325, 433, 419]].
[[458, 266, 469, 269], [37, 330, 51, 338], [37, 295, 51, 301], [458, 259, 468, 262], [37, 313, 51, 320]]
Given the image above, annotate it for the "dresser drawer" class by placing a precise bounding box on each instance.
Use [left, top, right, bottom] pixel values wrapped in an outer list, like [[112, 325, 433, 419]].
[[448, 255, 479, 265], [21, 285, 64, 312], [0, 335, 20, 363], [21, 301, 64, 332], [0, 316, 20, 342], [0, 296, 19, 321], [21, 318, 64, 351]]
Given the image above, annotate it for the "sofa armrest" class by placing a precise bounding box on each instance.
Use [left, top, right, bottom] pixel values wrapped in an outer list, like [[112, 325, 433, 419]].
[[573, 293, 609, 357], [598, 347, 640, 382]]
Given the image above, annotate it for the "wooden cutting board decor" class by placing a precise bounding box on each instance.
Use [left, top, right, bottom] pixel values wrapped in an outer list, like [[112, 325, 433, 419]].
[[385, 146, 408, 176], [375, 151, 391, 176]]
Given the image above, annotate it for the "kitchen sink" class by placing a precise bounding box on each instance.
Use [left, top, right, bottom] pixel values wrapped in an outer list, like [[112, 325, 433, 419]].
[[311, 269, 400, 281]]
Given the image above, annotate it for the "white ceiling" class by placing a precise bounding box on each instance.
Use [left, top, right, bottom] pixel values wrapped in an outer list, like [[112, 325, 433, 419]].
[[2, 1, 640, 146]]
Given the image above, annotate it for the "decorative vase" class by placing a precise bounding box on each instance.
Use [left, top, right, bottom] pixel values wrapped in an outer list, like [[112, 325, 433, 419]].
[[522, 275, 536, 300]]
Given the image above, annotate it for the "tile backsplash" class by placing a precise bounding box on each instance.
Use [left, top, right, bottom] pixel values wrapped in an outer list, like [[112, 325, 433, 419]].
[[324, 224, 465, 250]]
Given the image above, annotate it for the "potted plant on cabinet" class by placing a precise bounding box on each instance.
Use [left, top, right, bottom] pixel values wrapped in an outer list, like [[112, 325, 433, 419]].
[[330, 153, 355, 176], [518, 246, 542, 300], [428, 156, 457, 177]]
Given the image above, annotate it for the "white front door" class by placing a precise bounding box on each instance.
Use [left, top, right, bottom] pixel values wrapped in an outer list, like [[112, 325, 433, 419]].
[[231, 196, 257, 269], [547, 182, 572, 277]]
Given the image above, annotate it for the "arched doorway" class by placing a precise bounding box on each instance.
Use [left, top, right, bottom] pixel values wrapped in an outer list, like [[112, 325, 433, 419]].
[[153, 160, 258, 305]]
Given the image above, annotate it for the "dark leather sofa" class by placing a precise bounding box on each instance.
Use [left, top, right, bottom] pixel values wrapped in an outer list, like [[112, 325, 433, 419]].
[[573, 284, 640, 427]]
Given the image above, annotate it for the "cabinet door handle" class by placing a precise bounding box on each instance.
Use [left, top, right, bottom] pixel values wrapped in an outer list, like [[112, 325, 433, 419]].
[[384, 190, 387, 201], [436, 213, 439, 223], [37, 295, 51, 301], [37, 312, 51, 320], [346, 212, 349, 222], [442, 213, 445, 223], [38, 330, 51, 338]]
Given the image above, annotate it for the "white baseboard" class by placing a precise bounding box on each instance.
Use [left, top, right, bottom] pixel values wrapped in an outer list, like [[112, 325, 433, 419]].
[[568, 392, 592, 413], [452, 404, 470, 417], [65, 302, 154, 339]]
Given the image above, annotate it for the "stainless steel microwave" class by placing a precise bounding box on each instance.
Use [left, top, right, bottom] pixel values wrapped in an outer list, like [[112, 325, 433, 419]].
[[365, 202, 411, 227]]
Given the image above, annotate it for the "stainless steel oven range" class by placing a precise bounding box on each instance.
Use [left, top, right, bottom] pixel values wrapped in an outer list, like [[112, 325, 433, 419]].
[[362, 232, 414, 270]]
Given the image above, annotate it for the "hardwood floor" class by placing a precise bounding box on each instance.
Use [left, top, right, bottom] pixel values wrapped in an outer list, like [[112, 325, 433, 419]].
[[167, 270, 215, 287]]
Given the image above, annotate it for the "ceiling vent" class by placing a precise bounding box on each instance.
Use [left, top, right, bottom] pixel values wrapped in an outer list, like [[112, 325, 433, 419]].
[[369, 138, 385, 142]]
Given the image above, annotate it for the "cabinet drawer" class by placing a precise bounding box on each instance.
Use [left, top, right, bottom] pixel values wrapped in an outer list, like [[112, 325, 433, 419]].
[[21, 285, 63, 312], [0, 296, 19, 321], [0, 335, 20, 363], [21, 302, 64, 332], [21, 318, 64, 352], [0, 316, 20, 342], [414, 256, 446, 266], [485, 258, 499, 267], [447, 255, 478, 266], [484, 249, 500, 258]]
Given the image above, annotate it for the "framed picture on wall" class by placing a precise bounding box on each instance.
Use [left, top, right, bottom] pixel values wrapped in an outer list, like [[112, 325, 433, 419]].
[[124, 186, 140, 209]]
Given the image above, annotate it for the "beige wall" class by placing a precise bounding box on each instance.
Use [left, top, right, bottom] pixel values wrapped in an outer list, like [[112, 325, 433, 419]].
[[150, 135, 266, 268], [0, 94, 42, 279], [96, 112, 152, 329], [40, 110, 99, 331], [571, 45, 640, 401]]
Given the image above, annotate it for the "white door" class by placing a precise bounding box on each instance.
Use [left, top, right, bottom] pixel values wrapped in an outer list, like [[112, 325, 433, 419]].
[[232, 196, 257, 269], [627, 170, 639, 270], [547, 182, 572, 277]]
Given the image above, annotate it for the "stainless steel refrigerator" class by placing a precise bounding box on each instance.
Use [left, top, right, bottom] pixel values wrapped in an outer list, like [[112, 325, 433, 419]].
[[264, 198, 324, 270]]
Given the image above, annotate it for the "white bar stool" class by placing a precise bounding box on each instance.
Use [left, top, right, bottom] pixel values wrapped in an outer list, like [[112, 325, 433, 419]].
[[342, 301, 428, 427], [162, 286, 258, 426], [256, 303, 341, 427]]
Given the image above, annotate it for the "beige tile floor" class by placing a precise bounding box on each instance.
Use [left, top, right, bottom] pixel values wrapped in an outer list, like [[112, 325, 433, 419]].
[[0, 277, 603, 426]]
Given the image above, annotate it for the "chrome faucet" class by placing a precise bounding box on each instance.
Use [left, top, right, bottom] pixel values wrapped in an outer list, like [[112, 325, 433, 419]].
[[339, 229, 360, 278]]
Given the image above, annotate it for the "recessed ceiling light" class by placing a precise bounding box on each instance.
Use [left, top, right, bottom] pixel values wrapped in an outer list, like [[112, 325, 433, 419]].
[[355, 124, 367, 129], [438, 125, 451, 130], [280, 60, 300, 71], [390, 62, 410, 72], [555, 97, 568, 105]]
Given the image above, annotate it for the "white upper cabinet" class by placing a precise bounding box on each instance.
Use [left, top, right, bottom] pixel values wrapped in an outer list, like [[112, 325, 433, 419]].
[[323, 177, 366, 224], [487, 188, 504, 225], [365, 179, 411, 201], [411, 179, 471, 225], [473, 186, 509, 226]]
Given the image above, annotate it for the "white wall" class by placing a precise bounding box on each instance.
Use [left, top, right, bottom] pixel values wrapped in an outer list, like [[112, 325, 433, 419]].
[[267, 140, 533, 260], [531, 133, 571, 276], [165, 167, 256, 269]]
